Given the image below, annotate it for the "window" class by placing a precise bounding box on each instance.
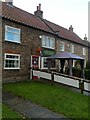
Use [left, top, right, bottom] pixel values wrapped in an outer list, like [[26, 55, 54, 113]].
[[42, 36, 55, 49], [41, 57, 55, 69], [4, 53, 20, 69], [60, 42, 65, 51], [41, 57, 48, 69], [83, 48, 86, 55], [70, 44, 74, 53], [5, 25, 21, 43]]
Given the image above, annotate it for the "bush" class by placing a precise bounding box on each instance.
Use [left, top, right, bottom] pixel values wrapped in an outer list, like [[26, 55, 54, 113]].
[[85, 69, 90, 80], [65, 67, 90, 80], [72, 67, 81, 78], [65, 67, 81, 78], [75, 60, 81, 69], [86, 61, 90, 69]]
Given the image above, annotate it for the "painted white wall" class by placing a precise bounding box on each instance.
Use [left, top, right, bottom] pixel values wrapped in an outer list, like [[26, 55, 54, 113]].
[[84, 82, 90, 91], [54, 75, 79, 88], [33, 70, 90, 92], [33, 70, 51, 80]]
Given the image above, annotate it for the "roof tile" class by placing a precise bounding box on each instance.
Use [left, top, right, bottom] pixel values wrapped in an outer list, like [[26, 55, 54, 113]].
[[1, 2, 89, 46]]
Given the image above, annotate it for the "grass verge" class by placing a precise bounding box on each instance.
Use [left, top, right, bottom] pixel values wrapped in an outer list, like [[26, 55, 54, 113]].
[[2, 104, 22, 119], [3, 81, 89, 119]]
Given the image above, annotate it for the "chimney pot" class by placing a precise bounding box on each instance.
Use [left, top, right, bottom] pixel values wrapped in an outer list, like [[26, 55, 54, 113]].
[[84, 34, 87, 41], [37, 6, 39, 11], [39, 4, 41, 10], [69, 25, 73, 32]]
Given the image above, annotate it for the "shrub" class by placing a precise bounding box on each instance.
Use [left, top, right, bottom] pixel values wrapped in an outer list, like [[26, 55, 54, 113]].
[[65, 67, 90, 80], [86, 61, 90, 69], [75, 60, 81, 69], [85, 69, 90, 80], [72, 67, 81, 78], [65, 67, 81, 77]]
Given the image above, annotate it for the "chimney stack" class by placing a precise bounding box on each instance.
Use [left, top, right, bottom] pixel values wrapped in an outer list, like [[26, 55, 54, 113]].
[[69, 25, 73, 32], [84, 34, 87, 41], [34, 3, 43, 19], [5, 0, 13, 5]]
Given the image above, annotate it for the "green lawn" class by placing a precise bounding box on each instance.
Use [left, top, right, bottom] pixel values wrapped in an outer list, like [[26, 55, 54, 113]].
[[3, 81, 89, 119], [2, 104, 22, 119]]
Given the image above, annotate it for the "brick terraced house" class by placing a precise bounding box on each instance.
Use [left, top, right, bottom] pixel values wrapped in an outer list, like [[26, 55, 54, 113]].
[[1, 1, 90, 82]]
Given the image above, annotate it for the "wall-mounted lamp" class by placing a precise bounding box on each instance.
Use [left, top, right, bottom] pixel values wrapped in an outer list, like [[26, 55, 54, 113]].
[[39, 35, 42, 39], [67, 44, 69, 47]]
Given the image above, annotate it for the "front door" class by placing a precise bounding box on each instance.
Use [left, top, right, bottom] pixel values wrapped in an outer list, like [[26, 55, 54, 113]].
[[31, 55, 40, 69]]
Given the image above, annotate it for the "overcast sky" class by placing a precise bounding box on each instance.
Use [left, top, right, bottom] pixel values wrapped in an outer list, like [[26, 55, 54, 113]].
[[3, 0, 89, 40]]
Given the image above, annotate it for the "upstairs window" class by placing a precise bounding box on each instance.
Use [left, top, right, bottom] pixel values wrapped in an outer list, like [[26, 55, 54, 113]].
[[42, 36, 55, 49], [70, 44, 74, 53], [83, 48, 86, 55], [60, 42, 65, 51], [5, 25, 21, 43], [4, 53, 20, 69]]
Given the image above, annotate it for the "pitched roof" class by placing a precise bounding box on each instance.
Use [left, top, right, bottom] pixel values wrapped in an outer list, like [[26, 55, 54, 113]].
[[2, 2, 54, 34], [43, 19, 88, 46], [1, 2, 89, 46]]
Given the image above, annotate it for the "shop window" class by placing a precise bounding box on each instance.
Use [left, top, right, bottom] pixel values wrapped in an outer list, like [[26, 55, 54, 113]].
[[41, 57, 55, 69]]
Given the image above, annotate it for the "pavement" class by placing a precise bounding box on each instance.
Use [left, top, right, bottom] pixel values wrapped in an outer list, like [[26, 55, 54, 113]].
[[2, 91, 69, 119]]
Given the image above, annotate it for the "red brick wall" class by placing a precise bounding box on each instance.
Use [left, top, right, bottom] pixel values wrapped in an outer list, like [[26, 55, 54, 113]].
[[2, 19, 55, 82], [2, 18, 89, 82]]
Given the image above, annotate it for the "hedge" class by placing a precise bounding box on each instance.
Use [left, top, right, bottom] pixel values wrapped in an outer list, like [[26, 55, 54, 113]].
[[85, 69, 90, 80], [65, 67, 90, 80]]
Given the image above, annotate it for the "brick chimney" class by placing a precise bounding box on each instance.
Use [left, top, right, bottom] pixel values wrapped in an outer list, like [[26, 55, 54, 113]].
[[5, 0, 13, 5], [84, 34, 87, 41], [34, 4, 43, 19], [69, 25, 73, 32]]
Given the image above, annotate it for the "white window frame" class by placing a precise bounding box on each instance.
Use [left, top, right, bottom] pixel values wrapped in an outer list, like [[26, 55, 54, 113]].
[[41, 57, 55, 69], [83, 48, 86, 55], [70, 44, 74, 53], [5, 25, 21, 43], [42, 35, 55, 49], [60, 42, 65, 51], [41, 57, 48, 69], [4, 53, 20, 69]]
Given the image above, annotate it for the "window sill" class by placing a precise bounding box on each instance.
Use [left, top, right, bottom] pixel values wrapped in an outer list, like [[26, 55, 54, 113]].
[[5, 39, 21, 44], [4, 68, 20, 70], [42, 46, 55, 50]]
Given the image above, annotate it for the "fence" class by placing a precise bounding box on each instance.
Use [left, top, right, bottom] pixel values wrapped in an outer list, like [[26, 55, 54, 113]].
[[30, 69, 90, 93]]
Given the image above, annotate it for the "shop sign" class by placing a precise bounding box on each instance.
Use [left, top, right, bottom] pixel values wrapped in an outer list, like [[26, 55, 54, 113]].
[[42, 49, 55, 56]]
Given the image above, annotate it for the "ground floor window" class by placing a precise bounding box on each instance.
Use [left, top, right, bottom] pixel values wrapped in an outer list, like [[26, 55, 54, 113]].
[[41, 57, 55, 69], [4, 53, 20, 69]]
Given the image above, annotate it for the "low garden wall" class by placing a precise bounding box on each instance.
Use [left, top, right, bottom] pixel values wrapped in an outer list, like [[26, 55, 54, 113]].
[[30, 69, 90, 93]]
